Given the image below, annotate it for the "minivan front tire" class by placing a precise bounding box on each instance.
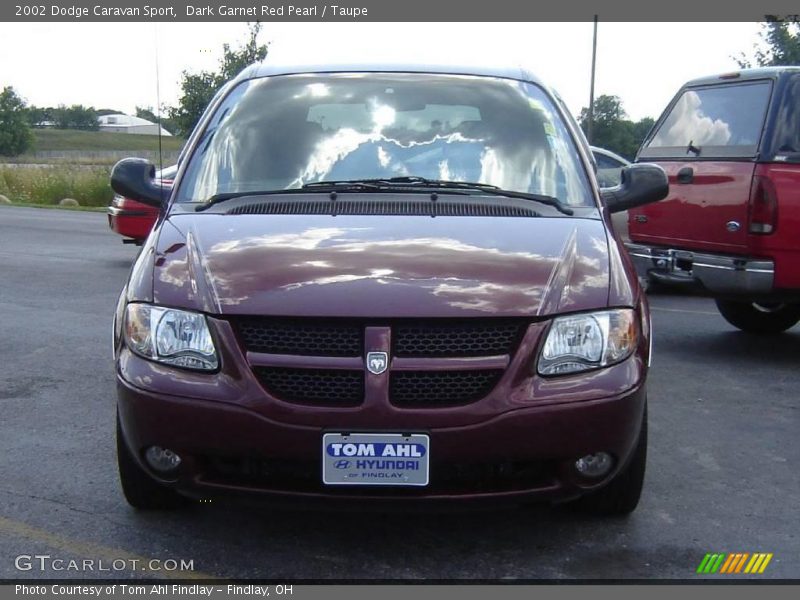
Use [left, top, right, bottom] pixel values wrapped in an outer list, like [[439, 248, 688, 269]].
[[715, 299, 800, 334]]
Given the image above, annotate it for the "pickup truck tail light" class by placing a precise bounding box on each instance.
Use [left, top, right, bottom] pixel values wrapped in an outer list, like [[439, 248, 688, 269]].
[[748, 173, 778, 235]]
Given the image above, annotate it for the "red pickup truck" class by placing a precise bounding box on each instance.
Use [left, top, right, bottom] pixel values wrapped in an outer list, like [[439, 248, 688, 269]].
[[627, 68, 800, 333]]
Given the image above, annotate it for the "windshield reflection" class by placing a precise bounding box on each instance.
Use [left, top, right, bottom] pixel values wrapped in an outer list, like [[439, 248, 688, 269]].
[[177, 73, 592, 207], [651, 91, 732, 147], [649, 83, 771, 150]]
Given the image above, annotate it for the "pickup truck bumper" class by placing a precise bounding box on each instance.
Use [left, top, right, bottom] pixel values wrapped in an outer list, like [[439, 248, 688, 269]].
[[625, 243, 774, 295]]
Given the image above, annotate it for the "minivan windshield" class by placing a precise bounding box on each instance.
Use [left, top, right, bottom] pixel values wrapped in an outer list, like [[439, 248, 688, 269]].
[[175, 73, 594, 208]]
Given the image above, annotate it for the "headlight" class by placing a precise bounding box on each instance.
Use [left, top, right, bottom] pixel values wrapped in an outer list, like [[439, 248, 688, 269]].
[[538, 309, 638, 375], [124, 304, 218, 371]]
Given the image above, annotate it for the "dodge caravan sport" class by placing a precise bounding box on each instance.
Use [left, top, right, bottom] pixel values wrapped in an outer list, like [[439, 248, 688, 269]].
[[111, 63, 668, 515]]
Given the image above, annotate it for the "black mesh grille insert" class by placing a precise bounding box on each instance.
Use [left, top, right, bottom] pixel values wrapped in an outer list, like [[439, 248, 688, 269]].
[[394, 321, 522, 357], [236, 319, 362, 356], [226, 197, 540, 218], [390, 370, 503, 407], [236, 318, 523, 358], [239, 319, 524, 408], [254, 367, 363, 406]]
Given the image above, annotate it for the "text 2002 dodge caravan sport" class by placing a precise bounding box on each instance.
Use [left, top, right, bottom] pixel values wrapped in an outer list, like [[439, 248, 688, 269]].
[[111, 63, 668, 515]]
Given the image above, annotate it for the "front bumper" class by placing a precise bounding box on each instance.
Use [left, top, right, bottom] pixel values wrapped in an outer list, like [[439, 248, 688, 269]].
[[625, 243, 774, 295], [116, 374, 647, 506]]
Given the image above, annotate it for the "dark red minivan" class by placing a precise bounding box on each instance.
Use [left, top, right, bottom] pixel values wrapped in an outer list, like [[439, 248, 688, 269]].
[[111, 63, 667, 515], [628, 68, 800, 333]]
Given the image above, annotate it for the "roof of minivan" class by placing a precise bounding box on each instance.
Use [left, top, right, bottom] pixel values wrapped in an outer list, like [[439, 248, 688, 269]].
[[237, 61, 545, 87], [685, 66, 800, 87]]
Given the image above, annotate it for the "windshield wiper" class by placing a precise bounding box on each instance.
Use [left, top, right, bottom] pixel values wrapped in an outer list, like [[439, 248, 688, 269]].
[[196, 178, 573, 215], [302, 178, 574, 215], [303, 176, 489, 189], [439, 183, 573, 215], [196, 181, 393, 211], [687, 141, 702, 156], [195, 189, 310, 211]]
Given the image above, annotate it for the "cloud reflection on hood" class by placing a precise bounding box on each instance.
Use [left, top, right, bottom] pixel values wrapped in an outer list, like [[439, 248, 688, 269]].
[[151, 216, 610, 317]]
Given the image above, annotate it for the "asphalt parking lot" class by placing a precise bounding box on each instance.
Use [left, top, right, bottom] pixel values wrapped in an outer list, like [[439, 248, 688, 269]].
[[0, 205, 798, 580]]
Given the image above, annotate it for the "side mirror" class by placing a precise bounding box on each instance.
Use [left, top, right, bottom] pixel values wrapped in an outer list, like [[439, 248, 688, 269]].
[[600, 163, 668, 214], [110, 158, 166, 208]]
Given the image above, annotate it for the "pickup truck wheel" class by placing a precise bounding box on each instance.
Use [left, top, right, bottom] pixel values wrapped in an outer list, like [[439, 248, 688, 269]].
[[117, 416, 188, 510], [569, 405, 647, 517], [715, 300, 800, 334]]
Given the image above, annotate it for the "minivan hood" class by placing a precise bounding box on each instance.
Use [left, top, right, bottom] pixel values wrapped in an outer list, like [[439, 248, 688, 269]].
[[151, 214, 611, 318]]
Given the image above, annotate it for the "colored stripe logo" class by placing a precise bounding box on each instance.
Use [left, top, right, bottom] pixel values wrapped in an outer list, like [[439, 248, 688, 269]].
[[697, 552, 773, 574]]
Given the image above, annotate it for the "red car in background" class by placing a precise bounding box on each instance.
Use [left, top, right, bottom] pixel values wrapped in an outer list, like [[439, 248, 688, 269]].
[[628, 68, 800, 333], [107, 165, 176, 243]]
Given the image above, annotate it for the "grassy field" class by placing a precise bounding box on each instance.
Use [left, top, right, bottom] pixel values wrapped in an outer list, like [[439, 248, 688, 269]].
[[0, 166, 113, 207], [0, 129, 184, 207], [30, 129, 184, 153]]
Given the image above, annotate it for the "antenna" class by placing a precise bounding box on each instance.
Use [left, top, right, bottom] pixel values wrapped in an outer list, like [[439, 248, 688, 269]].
[[154, 24, 165, 204], [587, 15, 598, 144]]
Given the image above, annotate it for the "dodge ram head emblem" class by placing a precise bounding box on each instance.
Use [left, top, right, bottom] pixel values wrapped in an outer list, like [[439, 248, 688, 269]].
[[366, 352, 388, 375]]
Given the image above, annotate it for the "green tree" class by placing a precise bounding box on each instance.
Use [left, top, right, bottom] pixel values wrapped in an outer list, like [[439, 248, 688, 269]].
[[51, 104, 99, 130], [630, 117, 655, 154], [26, 105, 53, 127], [0, 86, 33, 156], [581, 94, 627, 125], [579, 95, 654, 160], [168, 23, 268, 137], [737, 18, 800, 67], [134, 105, 178, 136], [135, 105, 158, 122]]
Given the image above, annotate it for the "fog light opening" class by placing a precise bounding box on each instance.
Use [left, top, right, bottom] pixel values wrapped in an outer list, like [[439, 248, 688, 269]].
[[574, 452, 614, 478], [145, 446, 182, 474]]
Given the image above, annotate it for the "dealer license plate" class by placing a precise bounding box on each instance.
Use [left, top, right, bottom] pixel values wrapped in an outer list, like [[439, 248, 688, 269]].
[[322, 433, 430, 486]]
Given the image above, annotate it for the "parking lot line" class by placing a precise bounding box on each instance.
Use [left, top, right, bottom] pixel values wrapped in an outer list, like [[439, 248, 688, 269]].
[[0, 515, 216, 580]]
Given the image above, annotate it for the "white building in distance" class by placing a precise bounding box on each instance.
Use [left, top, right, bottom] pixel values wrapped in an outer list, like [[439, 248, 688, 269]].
[[98, 114, 172, 136]]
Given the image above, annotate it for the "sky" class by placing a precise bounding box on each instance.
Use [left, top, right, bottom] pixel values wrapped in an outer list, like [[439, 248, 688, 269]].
[[0, 22, 764, 123]]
